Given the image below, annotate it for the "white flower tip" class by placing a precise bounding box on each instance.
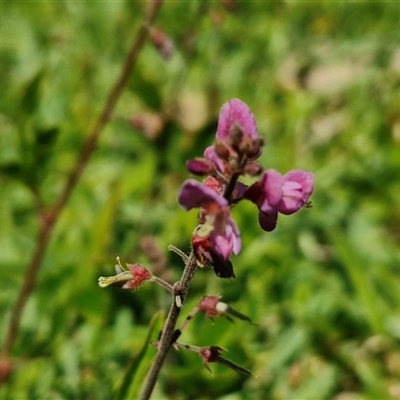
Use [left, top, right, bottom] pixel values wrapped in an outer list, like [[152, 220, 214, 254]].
[[216, 302, 228, 313]]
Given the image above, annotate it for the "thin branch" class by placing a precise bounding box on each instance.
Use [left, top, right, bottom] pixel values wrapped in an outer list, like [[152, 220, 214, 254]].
[[139, 252, 197, 400], [168, 244, 189, 263], [150, 276, 174, 294], [1, 0, 164, 359]]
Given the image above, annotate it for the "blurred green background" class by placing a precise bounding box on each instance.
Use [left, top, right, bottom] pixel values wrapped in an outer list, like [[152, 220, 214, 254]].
[[1, 1, 400, 399]]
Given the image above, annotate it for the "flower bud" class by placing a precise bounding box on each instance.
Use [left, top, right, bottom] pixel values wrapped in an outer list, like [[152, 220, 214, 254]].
[[186, 159, 215, 175], [244, 161, 263, 176], [229, 123, 244, 150], [214, 142, 231, 160], [239, 137, 264, 160]]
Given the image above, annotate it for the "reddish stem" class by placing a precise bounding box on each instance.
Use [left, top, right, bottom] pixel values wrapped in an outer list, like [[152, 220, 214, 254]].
[[1, 0, 164, 359]]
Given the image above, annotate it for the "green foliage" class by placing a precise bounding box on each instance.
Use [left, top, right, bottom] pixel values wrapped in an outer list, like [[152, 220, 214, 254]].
[[1, 1, 400, 399]]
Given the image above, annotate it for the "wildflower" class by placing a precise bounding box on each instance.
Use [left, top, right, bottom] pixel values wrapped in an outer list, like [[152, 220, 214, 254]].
[[178, 179, 241, 278], [244, 169, 314, 231], [98, 263, 152, 290]]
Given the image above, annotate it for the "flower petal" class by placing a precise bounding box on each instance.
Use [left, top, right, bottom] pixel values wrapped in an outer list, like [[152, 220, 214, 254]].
[[259, 169, 284, 213], [228, 219, 242, 255], [178, 179, 228, 211], [204, 145, 225, 173], [216, 99, 258, 142], [284, 170, 314, 199], [278, 170, 314, 214], [186, 158, 215, 175]]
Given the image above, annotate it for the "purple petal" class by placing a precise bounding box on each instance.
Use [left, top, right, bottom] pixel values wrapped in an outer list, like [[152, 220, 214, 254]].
[[228, 219, 242, 255], [204, 145, 225, 173], [212, 216, 242, 258], [208, 205, 242, 258], [178, 179, 228, 211], [278, 170, 314, 214], [214, 234, 234, 260], [186, 158, 215, 175], [258, 211, 278, 232], [259, 169, 284, 213], [284, 170, 314, 199], [216, 99, 258, 142], [232, 181, 248, 201]]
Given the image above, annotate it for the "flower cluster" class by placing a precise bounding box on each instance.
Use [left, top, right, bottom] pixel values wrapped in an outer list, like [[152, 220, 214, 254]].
[[99, 98, 314, 384], [179, 99, 314, 278]]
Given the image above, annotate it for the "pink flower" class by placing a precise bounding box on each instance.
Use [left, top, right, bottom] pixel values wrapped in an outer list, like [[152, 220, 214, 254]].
[[178, 179, 241, 278], [244, 169, 314, 231]]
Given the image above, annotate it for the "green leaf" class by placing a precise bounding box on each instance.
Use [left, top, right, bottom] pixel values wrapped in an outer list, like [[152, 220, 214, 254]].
[[21, 69, 44, 115]]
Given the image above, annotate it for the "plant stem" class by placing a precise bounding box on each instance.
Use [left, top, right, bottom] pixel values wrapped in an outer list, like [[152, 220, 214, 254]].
[[150, 276, 174, 294], [139, 252, 197, 400], [139, 169, 242, 399], [1, 0, 164, 359]]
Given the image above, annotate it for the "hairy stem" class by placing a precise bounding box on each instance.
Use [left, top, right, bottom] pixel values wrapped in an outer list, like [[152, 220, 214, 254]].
[[1, 0, 164, 359], [139, 252, 197, 400]]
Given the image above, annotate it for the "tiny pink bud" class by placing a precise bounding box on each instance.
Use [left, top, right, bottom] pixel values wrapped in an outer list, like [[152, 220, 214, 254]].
[[244, 161, 263, 176], [239, 136, 264, 160], [186, 159, 215, 175], [214, 142, 231, 160], [229, 123, 244, 149], [198, 295, 223, 318]]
